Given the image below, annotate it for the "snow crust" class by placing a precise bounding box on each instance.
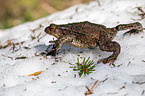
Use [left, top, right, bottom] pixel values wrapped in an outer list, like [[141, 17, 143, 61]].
[[0, 0, 145, 96]]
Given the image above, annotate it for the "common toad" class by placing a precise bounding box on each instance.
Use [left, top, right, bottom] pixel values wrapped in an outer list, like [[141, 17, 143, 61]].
[[42, 21, 143, 64]]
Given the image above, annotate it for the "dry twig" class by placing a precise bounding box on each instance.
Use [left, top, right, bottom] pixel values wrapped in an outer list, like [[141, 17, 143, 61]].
[[137, 7, 145, 19], [96, 0, 101, 6], [28, 71, 44, 76], [85, 80, 99, 96]]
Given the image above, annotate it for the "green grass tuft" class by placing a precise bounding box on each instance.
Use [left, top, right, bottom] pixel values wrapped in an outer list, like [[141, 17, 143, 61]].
[[69, 57, 96, 77]]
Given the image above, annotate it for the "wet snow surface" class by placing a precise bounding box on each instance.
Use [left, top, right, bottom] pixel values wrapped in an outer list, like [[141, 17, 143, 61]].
[[0, 0, 145, 96]]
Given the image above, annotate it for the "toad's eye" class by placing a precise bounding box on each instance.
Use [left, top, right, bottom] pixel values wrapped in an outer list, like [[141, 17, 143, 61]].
[[49, 26, 54, 31]]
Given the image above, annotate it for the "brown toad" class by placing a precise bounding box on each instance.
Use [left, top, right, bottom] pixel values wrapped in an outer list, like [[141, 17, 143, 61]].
[[42, 21, 143, 64]]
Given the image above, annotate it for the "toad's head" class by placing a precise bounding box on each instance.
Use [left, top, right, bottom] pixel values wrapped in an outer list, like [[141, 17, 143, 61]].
[[45, 24, 62, 38]]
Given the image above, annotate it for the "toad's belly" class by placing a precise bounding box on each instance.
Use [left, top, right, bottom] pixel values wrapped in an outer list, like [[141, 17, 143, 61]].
[[65, 39, 98, 49]]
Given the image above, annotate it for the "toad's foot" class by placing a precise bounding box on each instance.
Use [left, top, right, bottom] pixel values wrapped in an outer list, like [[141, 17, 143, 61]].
[[97, 57, 116, 65], [41, 43, 58, 56], [123, 29, 143, 36], [41, 48, 56, 56]]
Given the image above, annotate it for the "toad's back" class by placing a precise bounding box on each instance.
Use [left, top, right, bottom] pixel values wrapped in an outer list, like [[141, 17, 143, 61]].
[[58, 21, 107, 39]]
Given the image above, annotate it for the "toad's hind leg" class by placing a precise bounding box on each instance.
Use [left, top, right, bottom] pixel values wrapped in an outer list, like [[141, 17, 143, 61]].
[[115, 22, 143, 36], [98, 41, 121, 64]]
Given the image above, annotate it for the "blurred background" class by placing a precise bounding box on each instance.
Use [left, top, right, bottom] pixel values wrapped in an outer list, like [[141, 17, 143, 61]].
[[0, 0, 95, 29]]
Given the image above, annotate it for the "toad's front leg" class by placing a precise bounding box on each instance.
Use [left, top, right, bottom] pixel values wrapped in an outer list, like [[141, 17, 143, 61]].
[[41, 35, 72, 56]]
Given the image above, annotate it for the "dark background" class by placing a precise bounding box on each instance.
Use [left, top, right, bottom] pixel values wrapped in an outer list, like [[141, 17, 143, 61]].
[[0, 0, 95, 29]]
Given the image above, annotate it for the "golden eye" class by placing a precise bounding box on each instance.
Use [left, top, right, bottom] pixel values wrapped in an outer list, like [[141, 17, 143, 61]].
[[49, 26, 54, 31], [50, 27, 53, 29]]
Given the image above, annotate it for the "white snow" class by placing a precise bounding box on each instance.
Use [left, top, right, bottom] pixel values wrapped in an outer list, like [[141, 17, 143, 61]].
[[0, 0, 145, 96]]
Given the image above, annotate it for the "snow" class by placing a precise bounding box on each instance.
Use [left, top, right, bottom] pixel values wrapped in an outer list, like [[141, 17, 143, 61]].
[[0, 0, 145, 96]]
